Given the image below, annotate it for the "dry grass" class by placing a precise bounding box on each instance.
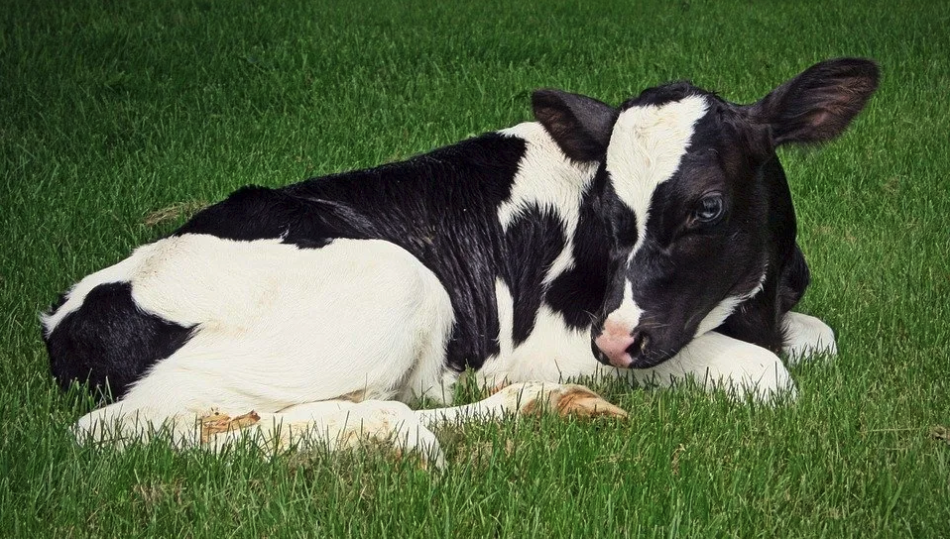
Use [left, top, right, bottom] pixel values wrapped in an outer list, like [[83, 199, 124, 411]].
[[142, 201, 208, 227]]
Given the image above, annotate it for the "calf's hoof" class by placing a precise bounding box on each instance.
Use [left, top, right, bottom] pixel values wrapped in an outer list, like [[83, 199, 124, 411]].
[[499, 383, 628, 419], [199, 411, 261, 444]]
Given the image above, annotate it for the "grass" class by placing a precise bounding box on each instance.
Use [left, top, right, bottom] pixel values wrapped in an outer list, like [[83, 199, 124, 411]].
[[2, 0, 949, 536]]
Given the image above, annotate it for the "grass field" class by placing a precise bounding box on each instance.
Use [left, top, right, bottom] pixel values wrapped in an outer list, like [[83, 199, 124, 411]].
[[2, 0, 949, 536]]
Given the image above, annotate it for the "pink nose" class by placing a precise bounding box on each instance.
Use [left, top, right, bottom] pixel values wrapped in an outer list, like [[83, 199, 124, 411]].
[[595, 333, 634, 367], [595, 321, 636, 368]]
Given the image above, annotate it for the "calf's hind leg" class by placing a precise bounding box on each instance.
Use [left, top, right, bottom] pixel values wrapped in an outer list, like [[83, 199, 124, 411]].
[[205, 400, 446, 468], [72, 401, 207, 449], [73, 399, 447, 468], [71, 239, 459, 452]]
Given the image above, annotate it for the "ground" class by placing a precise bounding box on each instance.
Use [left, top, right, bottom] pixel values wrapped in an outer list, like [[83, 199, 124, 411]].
[[1, 0, 948, 536]]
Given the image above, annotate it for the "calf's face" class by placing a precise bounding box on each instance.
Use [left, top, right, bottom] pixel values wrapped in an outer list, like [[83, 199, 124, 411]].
[[595, 93, 773, 368], [533, 58, 878, 368]]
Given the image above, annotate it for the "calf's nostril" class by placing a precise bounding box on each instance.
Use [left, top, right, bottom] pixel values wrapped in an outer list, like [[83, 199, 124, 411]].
[[626, 331, 650, 358]]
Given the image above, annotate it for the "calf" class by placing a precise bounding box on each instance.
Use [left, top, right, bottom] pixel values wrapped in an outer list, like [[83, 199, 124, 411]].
[[43, 58, 877, 465]]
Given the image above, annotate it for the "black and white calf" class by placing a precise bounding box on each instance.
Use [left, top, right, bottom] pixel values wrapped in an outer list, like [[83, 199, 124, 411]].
[[43, 59, 877, 464]]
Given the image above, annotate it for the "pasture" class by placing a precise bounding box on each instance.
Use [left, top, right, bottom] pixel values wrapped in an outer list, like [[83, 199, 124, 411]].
[[1, 0, 948, 536]]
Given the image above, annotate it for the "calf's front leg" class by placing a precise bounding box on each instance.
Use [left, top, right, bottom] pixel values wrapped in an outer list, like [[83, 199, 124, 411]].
[[631, 330, 797, 401], [782, 311, 837, 365], [416, 383, 628, 429]]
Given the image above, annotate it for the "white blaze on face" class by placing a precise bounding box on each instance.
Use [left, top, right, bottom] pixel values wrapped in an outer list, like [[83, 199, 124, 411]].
[[607, 280, 642, 334], [607, 95, 709, 259], [599, 96, 709, 338]]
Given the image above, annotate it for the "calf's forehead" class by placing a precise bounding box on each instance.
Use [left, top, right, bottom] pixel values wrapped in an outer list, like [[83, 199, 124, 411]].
[[606, 95, 710, 251]]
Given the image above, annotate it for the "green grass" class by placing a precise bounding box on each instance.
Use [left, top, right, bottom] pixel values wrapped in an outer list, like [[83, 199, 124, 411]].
[[2, 0, 949, 536]]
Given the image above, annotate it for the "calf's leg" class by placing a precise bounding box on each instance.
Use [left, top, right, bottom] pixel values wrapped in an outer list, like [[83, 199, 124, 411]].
[[205, 400, 447, 468], [71, 238, 457, 454], [631, 331, 797, 401], [782, 311, 837, 364], [416, 382, 627, 428]]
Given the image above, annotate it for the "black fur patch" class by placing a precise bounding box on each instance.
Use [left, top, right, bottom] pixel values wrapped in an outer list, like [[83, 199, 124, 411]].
[[547, 173, 617, 330], [175, 133, 527, 371], [45, 282, 193, 400], [716, 156, 800, 354], [778, 244, 810, 313], [500, 206, 567, 345], [620, 81, 711, 111]]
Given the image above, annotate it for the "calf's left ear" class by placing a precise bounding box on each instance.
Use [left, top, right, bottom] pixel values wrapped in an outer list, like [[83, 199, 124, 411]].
[[532, 89, 617, 162], [749, 58, 879, 146]]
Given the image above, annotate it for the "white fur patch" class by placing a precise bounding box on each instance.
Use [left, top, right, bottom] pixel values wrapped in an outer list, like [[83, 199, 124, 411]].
[[605, 280, 643, 331], [103, 236, 457, 416], [633, 330, 796, 401], [693, 270, 767, 338], [607, 95, 708, 258], [493, 279, 516, 359], [497, 122, 599, 285], [479, 279, 613, 387], [782, 311, 837, 365], [496, 122, 599, 233]]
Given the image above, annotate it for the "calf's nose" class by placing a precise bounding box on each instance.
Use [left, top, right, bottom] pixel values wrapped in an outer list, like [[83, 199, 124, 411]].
[[594, 332, 634, 367], [594, 323, 650, 368]]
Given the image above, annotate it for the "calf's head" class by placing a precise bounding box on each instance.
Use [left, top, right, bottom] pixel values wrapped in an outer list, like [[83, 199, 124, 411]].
[[533, 58, 878, 368]]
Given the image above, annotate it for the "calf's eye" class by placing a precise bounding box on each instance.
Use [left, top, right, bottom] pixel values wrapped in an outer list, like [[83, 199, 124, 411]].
[[694, 194, 724, 223]]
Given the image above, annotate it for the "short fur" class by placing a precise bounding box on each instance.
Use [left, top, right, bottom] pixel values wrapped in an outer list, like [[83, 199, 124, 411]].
[[42, 59, 876, 454]]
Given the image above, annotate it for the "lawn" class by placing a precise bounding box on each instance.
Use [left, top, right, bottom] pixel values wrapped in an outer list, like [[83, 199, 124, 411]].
[[2, 0, 948, 536]]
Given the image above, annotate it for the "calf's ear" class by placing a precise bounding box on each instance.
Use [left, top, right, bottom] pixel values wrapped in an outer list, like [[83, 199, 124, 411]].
[[749, 58, 879, 146], [532, 89, 617, 161]]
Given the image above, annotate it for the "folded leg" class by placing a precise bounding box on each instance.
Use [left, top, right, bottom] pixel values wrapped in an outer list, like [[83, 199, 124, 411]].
[[782, 311, 837, 365], [631, 331, 797, 401], [416, 382, 627, 428], [73, 401, 206, 449], [204, 400, 446, 468]]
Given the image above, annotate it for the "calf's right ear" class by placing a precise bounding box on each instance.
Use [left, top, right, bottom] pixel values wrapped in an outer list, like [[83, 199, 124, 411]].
[[532, 89, 617, 162]]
